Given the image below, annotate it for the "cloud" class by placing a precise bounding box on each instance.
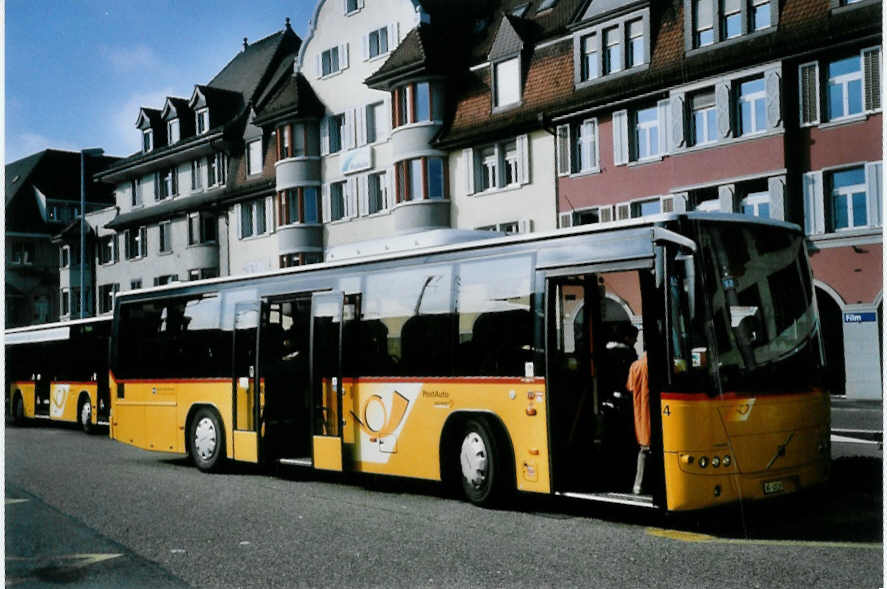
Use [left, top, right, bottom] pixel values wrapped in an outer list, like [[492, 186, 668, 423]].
[[108, 88, 177, 155], [101, 44, 161, 73], [8, 133, 81, 162]]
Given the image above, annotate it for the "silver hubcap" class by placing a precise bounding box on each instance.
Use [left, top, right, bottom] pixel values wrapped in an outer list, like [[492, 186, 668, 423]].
[[80, 401, 91, 426], [194, 417, 217, 460], [460, 431, 488, 489]]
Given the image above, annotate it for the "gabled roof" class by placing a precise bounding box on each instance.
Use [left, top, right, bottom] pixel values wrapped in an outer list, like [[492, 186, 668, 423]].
[[207, 22, 301, 105], [254, 71, 325, 127], [488, 14, 527, 60], [365, 24, 447, 90], [574, 0, 648, 26], [190, 85, 245, 125], [161, 97, 191, 121], [135, 108, 162, 130]]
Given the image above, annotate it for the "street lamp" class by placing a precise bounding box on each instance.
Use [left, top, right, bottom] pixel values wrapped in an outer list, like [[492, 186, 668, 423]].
[[80, 148, 104, 319]]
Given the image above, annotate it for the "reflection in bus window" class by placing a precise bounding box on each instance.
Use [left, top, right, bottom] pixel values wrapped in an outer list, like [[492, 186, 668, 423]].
[[363, 265, 453, 377], [456, 256, 533, 376]]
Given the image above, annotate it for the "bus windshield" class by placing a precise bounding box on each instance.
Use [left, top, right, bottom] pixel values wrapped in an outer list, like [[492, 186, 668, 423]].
[[696, 220, 825, 393]]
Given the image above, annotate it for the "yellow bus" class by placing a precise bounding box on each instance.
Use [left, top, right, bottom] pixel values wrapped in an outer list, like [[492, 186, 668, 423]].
[[6, 317, 112, 433], [108, 213, 830, 511]]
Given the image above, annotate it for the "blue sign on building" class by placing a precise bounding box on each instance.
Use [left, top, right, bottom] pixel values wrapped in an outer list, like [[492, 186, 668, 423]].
[[843, 312, 877, 323]]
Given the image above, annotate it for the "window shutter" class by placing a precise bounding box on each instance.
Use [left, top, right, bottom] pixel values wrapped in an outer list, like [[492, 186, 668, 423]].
[[464, 148, 475, 194], [865, 161, 882, 227], [798, 62, 820, 126], [344, 109, 355, 149], [863, 47, 882, 112], [387, 166, 395, 209], [715, 81, 732, 138], [340, 43, 349, 70], [362, 34, 369, 61], [765, 69, 782, 129], [580, 120, 595, 171], [599, 206, 613, 223], [657, 99, 669, 155], [802, 171, 824, 235], [517, 134, 530, 184], [616, 203, 630, 220], [315, 54, 322, 79], [320, 117, 330, 155], [768, 176, 786, 221], [556, 124, 571, 176], [670, 95, 685, 150], [389, 22, 400, 47], [559, 212, 573, 228], [518, 218, 533, 234], [718, 184, 735, 213], [612, 110, 629, 165], [139, 226, 147, 256], [347, 177, 359, 218], [381, 95, 391, 140], [358, 175, 369, 216], [113, 235, 119, 262], [363, 104, 374, 144], [321, 184, 332, 223], [358, 0, 364, 9], [266, 196, 275, 233]]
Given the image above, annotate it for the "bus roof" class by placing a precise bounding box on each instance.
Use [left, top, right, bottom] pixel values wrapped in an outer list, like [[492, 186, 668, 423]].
[[115, 212, 802, 302], [4, 316, 111, 345]]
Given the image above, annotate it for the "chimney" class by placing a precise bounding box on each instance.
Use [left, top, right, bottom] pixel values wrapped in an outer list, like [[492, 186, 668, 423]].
[[243, 37, 248, 51], [285, 17, 292, 31]]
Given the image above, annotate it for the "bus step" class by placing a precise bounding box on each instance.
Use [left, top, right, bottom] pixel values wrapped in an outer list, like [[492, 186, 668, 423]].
[[278, 457, 313, 467], [33, 415, 51, 420], [97, 421, 110, 426], [557, 491, 657, 509]]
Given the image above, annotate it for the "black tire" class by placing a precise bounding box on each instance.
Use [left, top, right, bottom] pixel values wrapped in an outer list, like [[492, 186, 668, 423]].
[[78, 394, 93, 434], [11, 393, 24, 425], [458, 417, 509, 506], [189, 407, 226, 472]]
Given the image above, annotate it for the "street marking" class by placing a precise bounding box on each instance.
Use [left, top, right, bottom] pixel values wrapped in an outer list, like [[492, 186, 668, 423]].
[[5, 498, 29, 505], [646, 527, 881, 549], [831, 435, 881, 445], [6, 553, 122, 586]]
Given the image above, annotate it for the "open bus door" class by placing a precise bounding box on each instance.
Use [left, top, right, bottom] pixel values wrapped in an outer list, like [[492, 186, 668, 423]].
[[232, 301, 261, 463], [310, 291, 346, 471]]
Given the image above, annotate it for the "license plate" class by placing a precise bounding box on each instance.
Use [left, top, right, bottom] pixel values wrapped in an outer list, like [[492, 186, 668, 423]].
[[763, 480, 785, 495]]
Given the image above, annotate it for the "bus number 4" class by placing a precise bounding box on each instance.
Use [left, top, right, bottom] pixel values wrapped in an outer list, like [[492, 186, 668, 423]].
[[663, 405, 671, 417]]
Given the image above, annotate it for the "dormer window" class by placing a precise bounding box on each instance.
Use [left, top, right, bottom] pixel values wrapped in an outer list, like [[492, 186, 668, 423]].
[[345, 0, 363, 15], [751, 0, 771, 31], [196, 108, 209, 134], [142, 129, 153, 153], [168, 119, 180, 143], [572, 8, 650, 87], [493, 57, 520, 109], [686, 0, 778, 51]]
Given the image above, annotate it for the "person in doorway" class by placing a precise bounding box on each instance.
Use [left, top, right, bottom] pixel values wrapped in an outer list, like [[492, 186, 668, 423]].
[[626, 350, 650, 495]]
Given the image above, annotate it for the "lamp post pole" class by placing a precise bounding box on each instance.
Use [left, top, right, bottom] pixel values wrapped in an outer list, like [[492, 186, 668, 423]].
[[80, 148, 104, 319]]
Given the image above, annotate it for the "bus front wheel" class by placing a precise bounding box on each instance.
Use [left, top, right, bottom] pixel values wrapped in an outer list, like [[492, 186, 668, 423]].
[[78, 394, 93, 434], [459, 417, 505, 506], [189, 407, 226, 472]]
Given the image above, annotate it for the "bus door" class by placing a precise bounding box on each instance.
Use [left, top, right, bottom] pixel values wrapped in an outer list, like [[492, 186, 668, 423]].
[[546, 264, 654, 497], [310, 291, 346, 471], [34, 344, 51, 417], [232, 302, 260, 463]]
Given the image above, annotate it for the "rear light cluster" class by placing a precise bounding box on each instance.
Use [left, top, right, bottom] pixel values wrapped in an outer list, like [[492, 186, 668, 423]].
[[682, 454, 732, 469]]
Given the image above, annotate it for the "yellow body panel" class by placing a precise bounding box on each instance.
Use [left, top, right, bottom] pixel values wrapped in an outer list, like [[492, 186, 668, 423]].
[[10, 382, 37, 418], [9, 381, 97, 424], [661, 390, 830, 511], [233, 431, 259, 462], [313, 435, 343, 471], [331, 379, 551, 494]]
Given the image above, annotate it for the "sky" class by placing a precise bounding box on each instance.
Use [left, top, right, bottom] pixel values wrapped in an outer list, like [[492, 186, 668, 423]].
[[5, 1, 318, 164]]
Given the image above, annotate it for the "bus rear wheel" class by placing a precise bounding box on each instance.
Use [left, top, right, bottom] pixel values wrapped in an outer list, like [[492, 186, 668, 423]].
[[189, 407, 225, 472], [78, 395, 93, 434], [459, 417, 505, 506], [11, 393, 24, 425]]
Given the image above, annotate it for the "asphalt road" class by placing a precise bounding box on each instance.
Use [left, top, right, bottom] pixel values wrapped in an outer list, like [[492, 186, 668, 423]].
[[5, 421, 883, 589]]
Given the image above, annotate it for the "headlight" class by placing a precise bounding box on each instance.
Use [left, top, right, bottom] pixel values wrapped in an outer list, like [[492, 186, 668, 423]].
[[712, 456, 720, 467], [698, 456, 709, 468], [722, 455, 731, 467]]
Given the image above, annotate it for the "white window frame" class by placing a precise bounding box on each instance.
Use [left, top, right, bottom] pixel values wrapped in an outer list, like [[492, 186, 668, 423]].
[[247, 139, 263, 176], [196, 108, 209, 135], [581, 33, 599, 81], [158, 220, 172, 253], [493, 56, 521, 109], [603, 26, 622, 74], [626, 19, 645, 68], [633, 106, 660, 160], [738, 76, 767, 136], [368, 26, 389, 59], [574, 118, 599, 174], [827, 55, 864, 121], [168, 119, 180, 144], [721, 0, 742, 39], [238, 199, 266, 239], [691, 91, 717, 145], [60, 288, 70, 316], [481, 146, 497, 191], [142, 129, 153, 152], [829, 166, 868, 230], [751, 0, 771, 31], [740, 191, 770, 217], [694, 0, 714, 48], [99, 234, 116, 265], [330, 181, 346, 221], [368, 171, 387, 214]]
